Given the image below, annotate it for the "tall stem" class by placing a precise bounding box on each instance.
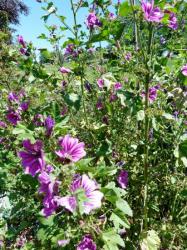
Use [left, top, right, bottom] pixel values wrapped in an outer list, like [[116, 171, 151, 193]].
[[70, 0, 88, 128], [142, 24, 154, 232]]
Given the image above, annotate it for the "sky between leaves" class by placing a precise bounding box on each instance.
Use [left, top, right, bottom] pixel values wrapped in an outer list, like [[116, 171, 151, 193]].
[[13, 0, 118, 51]]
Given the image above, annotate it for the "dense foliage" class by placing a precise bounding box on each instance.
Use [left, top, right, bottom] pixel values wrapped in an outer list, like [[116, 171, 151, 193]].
[[0, 0, 187, 249]]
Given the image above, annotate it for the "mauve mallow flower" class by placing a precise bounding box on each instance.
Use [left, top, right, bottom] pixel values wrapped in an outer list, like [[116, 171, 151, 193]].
[[44, 116, 55, 137], [141, 86, 158, 103], [56, 135, 86, 163], [64, 43, 79, 57], [58, 239, 70, 247], [160, 36, 166, 45], [58, 174, 103, 214], [18, 35, 26, 47], [0, 121, 7, 128], [19, 140, 45, 177], [109, 12, 116, 20], [6, 109, 21, 125], [166, 11, 178, 30], [181, 64, 187, 76], [109, 93, 118, 102], [38, 171, 60, 217], [8, 92, 19, 102], [77, 235, 97, 250], [19, 101, 29, 112], [114, 82, 122, 90], [20, 48, 27, 55], [88, 47, 95, 53], [85, 81, 92, 92], [61, 106, 68, 116], [97, 79, 104, 88], [60, 67, 72, 74], [141, 0, 163, 23], [96, 99, 104, 110], [86, 12, 102, 29], [117, 170, 128, 189], [125, 52, 132, 61], [33, 114, 44, 126], [16, 235, 26, 248]]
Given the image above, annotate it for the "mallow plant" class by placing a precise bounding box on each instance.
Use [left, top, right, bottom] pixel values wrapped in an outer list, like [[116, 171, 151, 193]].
[[0, 0, 187, 249]]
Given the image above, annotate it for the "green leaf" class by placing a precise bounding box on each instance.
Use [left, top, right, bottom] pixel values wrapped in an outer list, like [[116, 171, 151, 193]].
[[140, 230, 161, 250], [162, 113, 174, 120], [137, 110, 145, 121], [110, 211, 130, 229], [116, 199, 133, 217], [102, 228, 125, 249], [179, 140, 187, 157], [63, 93, 81, 111], [119, 1, 132, 17], [39, 215, 55, 226]]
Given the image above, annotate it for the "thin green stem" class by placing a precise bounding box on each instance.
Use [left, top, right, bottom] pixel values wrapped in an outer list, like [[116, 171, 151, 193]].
[[142, 24, 154, 232]]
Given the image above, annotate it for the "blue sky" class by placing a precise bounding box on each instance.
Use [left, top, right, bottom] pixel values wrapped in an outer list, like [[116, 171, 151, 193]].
[[13, 0, 89, 50], [13, 0, 119, 51]]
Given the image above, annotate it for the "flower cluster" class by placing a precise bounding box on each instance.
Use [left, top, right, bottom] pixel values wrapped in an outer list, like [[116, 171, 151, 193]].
[[64, 43, 79, 57], [18, 35, 29, 55], [86, 12, 102, 29], [6, 90, 29, 125], [18, 135, 103, 219]]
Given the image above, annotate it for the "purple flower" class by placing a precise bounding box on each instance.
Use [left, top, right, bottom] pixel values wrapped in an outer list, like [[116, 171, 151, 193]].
[[8, 92, 19, 102], [109, 12, 116, 20], [33, 114, 44, 126], [46, 165, 54, 173], [88, 47, 95, 53], [0, 121, 7, 128], [18, 35, 26, 47], [58, 239, 70, 247], [6, 109, 21, 125], [141, 0, 163, 23], [125, 52, 132, 61], [19, 101, 29, 112], [62, 80, 68, 90], [86, 12, 102, 29], [56, 135, 86, 163], [19, 48, 27, 55], [60, 67, 72, 74], [85, 81, 92, 92], [96, 99, 104, 110], [109, 93, 117, 102], [141, 86, 158, 103], [58, 174, 103, 214], [102, 115, 109, 125], [16, 235, 26, 248], [64, 43, 74, 55], [64, 44, 78, 57], [38, 171, 60, 217], [44, 116, 55, 137], [165, 11, 178, 30], [181, 64, 187, 76], [114, 82, 122, 90], [160, 36, 166, 45], [117, 170, 128, 189], [19, 140, 45, 177], [61, 106, 68, 116], [77, 235, 97, 250], [97, 79, 104, 88]]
